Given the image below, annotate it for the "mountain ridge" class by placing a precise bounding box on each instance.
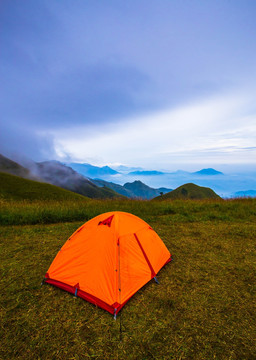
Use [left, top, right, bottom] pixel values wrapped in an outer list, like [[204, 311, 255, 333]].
[[32, 161, 123, 199], [91, 178, 171, 199], [68, 163, 119, 177], [0, 155, 123, 199], [123, 180, 171, 199], [3, 154, 254, 199]]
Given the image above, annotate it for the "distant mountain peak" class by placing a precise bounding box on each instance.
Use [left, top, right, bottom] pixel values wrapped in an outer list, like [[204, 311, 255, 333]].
[[233, 190, 256, 198], [193, 168, 223, 175], [128, 170, 165, 176], [122, 180, 171, 199], [68, 163, 119, 177]]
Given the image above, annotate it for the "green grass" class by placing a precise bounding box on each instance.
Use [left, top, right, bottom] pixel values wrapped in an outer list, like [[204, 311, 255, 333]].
[[0, 198, 255, 359], [0, 172, 88, 201], [1, 197, 255, 226]]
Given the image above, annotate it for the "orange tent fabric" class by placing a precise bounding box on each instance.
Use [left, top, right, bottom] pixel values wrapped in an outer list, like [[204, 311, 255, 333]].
[[44, 211, 171, 315]]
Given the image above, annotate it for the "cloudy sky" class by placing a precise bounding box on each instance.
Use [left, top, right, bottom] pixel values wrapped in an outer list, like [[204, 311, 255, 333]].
[[1, 0, 256, 171]]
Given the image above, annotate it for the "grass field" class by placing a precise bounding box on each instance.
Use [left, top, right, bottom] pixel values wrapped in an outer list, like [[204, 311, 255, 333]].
[[0, 198, 255, 359]]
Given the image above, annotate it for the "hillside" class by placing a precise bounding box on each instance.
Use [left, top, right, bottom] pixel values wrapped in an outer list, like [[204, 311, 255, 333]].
[[0, 172, 87, 201], [0, 154, 32, 179], [0, 155, 124, 199], [30, 161, 124, 199], [154, 183, 221, 200]]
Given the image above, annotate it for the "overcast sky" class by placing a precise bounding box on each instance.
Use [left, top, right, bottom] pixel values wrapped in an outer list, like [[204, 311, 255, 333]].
[[1, 0, 256, 171]]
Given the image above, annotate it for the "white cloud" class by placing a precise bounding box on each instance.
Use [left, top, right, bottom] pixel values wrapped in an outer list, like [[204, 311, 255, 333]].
[[53, 89, 256, 170]]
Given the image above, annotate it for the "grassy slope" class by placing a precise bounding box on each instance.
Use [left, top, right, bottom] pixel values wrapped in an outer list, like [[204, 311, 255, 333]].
[[0, 154, 31, 178], [0, 172, 88, 201], [0, 155, 124, 200], [155, 182, 221, 200], [0, 198, 255, 359]]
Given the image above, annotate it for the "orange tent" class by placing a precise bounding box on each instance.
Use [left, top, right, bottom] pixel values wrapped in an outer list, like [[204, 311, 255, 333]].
[[44, 211, 171, 316]]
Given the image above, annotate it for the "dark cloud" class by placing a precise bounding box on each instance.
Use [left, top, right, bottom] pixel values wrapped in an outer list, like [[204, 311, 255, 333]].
[[0, 0, 155, 159], [0, 121, 56, 162], [1, 0, 256, 161], [0, 60, 153, 159], [7, 63, 153, 128]]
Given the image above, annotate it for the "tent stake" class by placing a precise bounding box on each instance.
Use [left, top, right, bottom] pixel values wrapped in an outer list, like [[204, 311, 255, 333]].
[[154, 276, 160, 284]]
